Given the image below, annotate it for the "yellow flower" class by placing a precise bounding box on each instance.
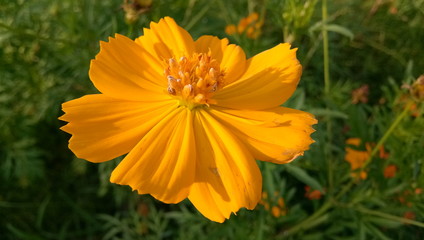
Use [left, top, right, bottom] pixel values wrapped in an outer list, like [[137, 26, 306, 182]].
[[344, 138, 371, 180], [60, 17, 316, 222]]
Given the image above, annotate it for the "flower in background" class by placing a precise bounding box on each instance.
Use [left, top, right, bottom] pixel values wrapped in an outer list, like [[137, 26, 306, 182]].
[[398, 74, 424, 117], [397, 188, 422, 208], [225, 12, 264, 39], [344, 138, 391, 180], [410, 75, 424, 101], [403, 211, 416, 221], [379, 145, 390, 159], [408, 103, 420, 117], [383, 164, 397, 178], [60, 17, 316, 222], [344, 138, 371, 180], [304, 185, 323, 200], [224, 24, 237, 35], [122, 0, 152, 24], [259, 191, 287, 218], [351, 84, 369, 104]]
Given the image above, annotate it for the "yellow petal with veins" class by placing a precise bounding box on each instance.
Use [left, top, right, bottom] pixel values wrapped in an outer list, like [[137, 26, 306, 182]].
[[208, 106, 317, 163], [60, 94, 177, 162], [90, 34, 168, 101], [135, 17, 195, 60], [215, 44, 301, 110], [110, 108, 196, 204], [188, 110, 261, 222]]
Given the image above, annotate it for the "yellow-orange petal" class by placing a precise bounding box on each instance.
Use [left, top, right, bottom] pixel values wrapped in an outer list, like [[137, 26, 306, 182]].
[[208, 106, 317, 163], [90, 34, 169, 101], [110, 108, 196, 204], [135, 17, 195, 61], [195, 35, 247, 84], [344, 148, 368, 169], [214, 44, 302, 110], [59, 94, 177, 163], [346, 138, 361, 147], [188, 110, 262, 222]]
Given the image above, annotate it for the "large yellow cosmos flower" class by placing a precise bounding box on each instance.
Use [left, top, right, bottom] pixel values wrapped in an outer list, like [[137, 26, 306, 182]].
[[60, 17, 317, 222]]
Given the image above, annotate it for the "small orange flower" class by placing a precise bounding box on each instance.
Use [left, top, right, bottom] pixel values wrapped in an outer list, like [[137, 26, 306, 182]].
[[389, 6, 398, 15], [345, 138, 370, 179], [278, 197, 285, 208], [225, 24, 237, 35], [60, 17, 316, 223], [351, 84, 369, 104], [271, 206, 281, 218], [409, 103, 420, 117], [344, 138, 389, 179], [383, 164, 397, 178], [304, 186, 322, 200], [259, 192, 287, 217], [226, 12, 264, 39]]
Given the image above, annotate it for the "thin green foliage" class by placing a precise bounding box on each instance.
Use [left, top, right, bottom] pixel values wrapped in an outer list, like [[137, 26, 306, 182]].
[[1, 0, 423, 239]]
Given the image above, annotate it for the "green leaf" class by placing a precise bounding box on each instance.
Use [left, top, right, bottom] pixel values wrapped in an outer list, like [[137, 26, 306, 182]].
[[325, 24, 354, 40], [284, 164, 324, 192], [364, 222, 391, 240], [308, 22, 354, 40], [367, 216, 402, 228]]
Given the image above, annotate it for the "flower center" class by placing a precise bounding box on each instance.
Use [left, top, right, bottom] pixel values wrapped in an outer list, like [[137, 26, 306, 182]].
[[164, 51, 225, 109]]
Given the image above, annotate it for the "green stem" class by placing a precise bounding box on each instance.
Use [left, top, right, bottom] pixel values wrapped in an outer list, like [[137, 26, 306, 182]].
[[356, 206, 424, 228], [364, 100, 413, 168], [281, 201, 333, 236], [322, 0, 330, 95], [326, 117, 334, 193], [322, 0, 333, 193]]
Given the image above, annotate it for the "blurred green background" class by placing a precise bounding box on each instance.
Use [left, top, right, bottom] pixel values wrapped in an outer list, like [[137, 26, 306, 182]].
[[1, 0, 423, 239]]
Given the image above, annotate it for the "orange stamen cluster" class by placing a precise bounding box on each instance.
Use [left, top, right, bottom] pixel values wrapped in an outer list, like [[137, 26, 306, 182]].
[[164, 51, 225, 109]]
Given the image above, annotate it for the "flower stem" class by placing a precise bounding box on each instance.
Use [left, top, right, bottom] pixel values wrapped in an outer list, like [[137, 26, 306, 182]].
[[356, 206, 424, 228], [322, 0, 330, 95], [321, 0, 334, 193], [281, 201, 333, 236], [364, 100, 413, 168]]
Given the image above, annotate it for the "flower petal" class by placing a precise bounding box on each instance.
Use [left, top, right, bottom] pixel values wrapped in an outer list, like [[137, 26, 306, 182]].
[[195, 36, 247, 84], [208, 106, 317, 163], [135, 17, 195, 60], [60, 94, 176, 163], [187, 110, 262, 222], [110, 108, 196, 204], [214, 44, 302, 110], [90, 34, 168, 101]]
